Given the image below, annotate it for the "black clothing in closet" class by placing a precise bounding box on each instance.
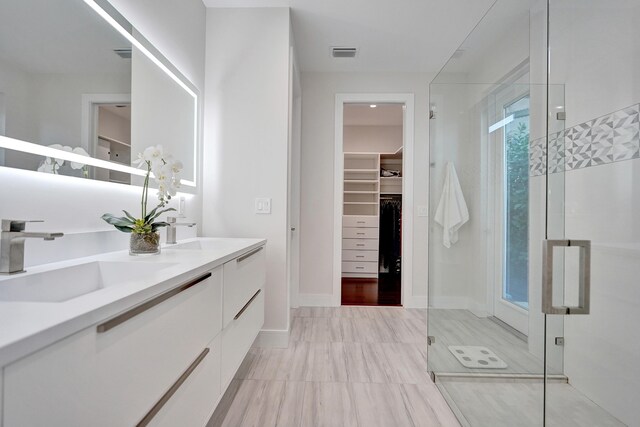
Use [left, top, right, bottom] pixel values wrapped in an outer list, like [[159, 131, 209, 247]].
[[379, 198, 401, 275]]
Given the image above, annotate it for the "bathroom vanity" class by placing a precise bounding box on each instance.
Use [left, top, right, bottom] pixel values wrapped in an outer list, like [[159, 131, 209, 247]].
[[0, 237, 266, 426]]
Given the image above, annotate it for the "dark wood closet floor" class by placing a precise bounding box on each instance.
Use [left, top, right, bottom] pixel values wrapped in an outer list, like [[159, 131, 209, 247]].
[[341, 274, 401, 306]]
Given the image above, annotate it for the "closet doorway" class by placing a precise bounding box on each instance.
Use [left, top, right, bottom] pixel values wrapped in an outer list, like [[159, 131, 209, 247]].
[[333, 94, 415, 307]]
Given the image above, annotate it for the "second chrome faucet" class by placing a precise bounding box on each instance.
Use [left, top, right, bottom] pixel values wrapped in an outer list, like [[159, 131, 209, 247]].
[[165, 216, 196, 244]]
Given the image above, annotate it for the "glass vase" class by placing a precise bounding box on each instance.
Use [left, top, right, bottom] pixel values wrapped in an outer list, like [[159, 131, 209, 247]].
[[129, 232, 161, 256]]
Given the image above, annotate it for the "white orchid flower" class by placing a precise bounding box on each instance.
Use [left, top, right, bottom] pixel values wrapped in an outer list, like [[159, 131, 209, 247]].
[[153, 163, 172, 185], [48, 144, 66, 166], [70, 147, 89, 170], [170, 160, 183, 174], [37, 161, 55, 174], [143, 145, 164, 167], [133, 152, 147, 168]]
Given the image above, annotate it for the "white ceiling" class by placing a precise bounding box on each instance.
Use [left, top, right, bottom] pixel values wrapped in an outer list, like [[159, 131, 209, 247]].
[[202, 0, 496, 73], [0, 0, 131, 75], [344, 104, 403, 126]]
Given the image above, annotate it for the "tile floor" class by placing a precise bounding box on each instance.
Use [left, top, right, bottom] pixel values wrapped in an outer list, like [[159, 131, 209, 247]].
[[208, 306, 460, 427]]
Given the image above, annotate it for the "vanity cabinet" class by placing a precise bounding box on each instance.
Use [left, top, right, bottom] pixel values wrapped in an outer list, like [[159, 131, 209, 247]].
[[2, 244, 266, 427]]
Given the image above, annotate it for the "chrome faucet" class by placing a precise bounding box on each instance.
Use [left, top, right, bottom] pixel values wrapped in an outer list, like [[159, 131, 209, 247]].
[[166, 216, 196, 244], [0, 220, 64, 274]]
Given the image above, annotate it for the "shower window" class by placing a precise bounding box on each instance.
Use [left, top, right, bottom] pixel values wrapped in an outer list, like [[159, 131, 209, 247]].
[[502, 95, 530, 309]]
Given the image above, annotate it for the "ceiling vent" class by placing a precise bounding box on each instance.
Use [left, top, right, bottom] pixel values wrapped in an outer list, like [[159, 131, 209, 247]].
[[113, 48, 132, 59], [331, 47, 357, 58]]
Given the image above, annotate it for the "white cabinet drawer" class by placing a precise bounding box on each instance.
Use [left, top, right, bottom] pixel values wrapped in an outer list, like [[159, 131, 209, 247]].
[[223, 245, 266, 328], [3, 269, 222, 427], [342, 261, 378, 273], [342, 250, 378, 262], [343, 216, 378, 228], [342, 238, 378, 251], [221, 289, 264, 389], [343, 227, 378, 239], [149, 334, 222, 427]]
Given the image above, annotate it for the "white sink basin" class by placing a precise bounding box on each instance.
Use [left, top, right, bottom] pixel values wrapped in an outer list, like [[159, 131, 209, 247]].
[[0, 261, 175, 303]]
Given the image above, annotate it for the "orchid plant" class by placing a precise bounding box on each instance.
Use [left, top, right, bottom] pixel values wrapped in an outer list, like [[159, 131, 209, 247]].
[[37, 144, 90, 178], [101, 145, 182, 236]]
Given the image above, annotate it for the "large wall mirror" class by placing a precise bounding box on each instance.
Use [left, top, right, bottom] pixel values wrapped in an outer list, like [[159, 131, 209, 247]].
[[0, 0, 197, 188]]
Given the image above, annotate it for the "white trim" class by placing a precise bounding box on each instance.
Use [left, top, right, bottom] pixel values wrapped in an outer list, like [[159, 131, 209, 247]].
[[299, 293, 335, 307], [404, 295, 427, 309], [429, 296, 470, 310], [333, 93, 415, 307], [254, 329, 290, 348], [81, 93, 131, 156]]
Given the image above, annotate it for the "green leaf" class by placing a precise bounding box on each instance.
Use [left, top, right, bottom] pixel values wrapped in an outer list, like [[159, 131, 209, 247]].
[[151, 221, 170, 231], [144, 205, 160, 223], [101, 213, 135, 228], [114, 225, 133, 233], [147, 207, 176, 223], [122, 210, 137, 222]]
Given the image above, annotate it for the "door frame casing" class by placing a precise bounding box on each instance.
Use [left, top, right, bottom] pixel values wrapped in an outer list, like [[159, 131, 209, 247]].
[[332, 93, 415, 307]]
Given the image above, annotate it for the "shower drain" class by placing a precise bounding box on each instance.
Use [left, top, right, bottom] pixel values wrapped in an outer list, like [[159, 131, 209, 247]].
[[448, 345, 508, 369]]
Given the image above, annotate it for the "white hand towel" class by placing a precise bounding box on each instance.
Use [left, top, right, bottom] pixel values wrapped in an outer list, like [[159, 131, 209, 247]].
[[434, 162, 469, 248]]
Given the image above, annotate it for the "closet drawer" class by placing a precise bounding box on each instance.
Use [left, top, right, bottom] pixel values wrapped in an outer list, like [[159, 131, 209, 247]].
[[223, 245, 266, 328], [342, 261, 378, 274], [3, 269, 223, 427], [343, 227, 378, 239], [343, 238, 378, 251], [147, 334, 221, 427], [221, 289, 264, 389], [343, 216, 378, 228], [342, 250, 378, 262]]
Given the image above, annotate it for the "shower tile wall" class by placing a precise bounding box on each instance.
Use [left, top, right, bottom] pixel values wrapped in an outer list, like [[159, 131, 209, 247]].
[[529, 103, 640, 176]]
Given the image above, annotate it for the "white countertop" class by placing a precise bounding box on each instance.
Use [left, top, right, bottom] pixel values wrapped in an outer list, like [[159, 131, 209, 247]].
[[0, 237, 266, 367]]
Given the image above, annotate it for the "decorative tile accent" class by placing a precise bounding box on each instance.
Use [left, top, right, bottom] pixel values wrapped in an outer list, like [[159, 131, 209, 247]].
[[530, 103, 640, 176], [529, 136, 546, 177], [548, 131, 566, 173]]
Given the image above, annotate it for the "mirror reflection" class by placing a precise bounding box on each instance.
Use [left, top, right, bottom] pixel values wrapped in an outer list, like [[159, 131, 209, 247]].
[[0, 0, 196, 186]]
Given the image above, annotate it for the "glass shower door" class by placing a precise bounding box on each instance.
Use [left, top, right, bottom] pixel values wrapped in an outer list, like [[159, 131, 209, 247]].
[[543, 0, 640, 425]]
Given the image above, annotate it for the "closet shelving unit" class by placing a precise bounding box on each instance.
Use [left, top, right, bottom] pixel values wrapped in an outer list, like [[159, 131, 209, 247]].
[[342, 153, 380, 278], [379, 151, 403, 195]]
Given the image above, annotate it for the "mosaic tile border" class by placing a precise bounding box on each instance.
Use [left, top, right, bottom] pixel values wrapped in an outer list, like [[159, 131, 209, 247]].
[[529, 103, 640, 177]]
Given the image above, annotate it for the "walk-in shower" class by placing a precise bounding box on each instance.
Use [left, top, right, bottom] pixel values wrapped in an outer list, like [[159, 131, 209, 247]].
[[427, 0, 639, 425]]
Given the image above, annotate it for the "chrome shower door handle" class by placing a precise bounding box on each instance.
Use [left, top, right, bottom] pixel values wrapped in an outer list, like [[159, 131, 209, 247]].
[[542, 239, 591, 315]]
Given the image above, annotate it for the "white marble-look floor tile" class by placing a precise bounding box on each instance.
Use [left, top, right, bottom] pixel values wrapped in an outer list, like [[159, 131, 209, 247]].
[[211, 306, 459, 427]]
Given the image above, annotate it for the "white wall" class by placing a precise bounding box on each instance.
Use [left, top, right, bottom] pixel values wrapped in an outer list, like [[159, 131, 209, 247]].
[[299, 72, 432, 305], [203, 8, 292, 336], [131, 47, 195, 182], [0, 0, 206, 265], [343, 125, 402, 153], [98, 108, 130, 146]]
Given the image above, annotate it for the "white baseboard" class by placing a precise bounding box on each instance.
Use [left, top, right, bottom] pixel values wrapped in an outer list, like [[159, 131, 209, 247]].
[[404, 295, 427, 309], [298, 293, 336, 307], [429, 296, 469, 309], [254, 329, 289, 348], [467, 302, 489, 318]]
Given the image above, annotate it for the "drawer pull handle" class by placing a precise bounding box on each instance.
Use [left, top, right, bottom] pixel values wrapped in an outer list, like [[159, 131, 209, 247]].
[[137, 348, 210, 426], [357, 232, 365, 235], [356, 256, 364, 258], [356, 267, 364, 269], [356, 244, 365, 247], [237, 246, 264, 263], [235, 289, 261, 320], [357, 221, 365, 224], [97, 272, 212, 333]]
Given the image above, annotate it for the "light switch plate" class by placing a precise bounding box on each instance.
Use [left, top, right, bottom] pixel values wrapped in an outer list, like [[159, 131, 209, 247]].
[[255, 198, 272, 214], [417, 205, 429, 217], [178, 196, 186, 217]]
